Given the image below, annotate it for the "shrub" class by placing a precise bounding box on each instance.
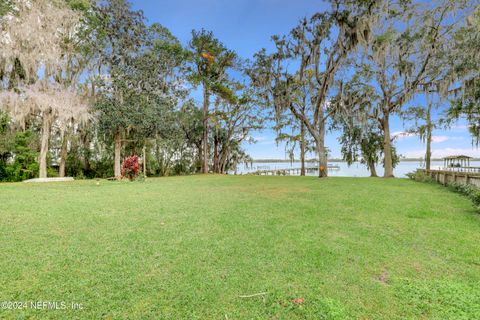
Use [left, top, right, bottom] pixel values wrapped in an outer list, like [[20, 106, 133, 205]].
[[75, 170, 85, 180], [136, 171, 146, 182], [0, 130, 39, 182], [47, 167, 58, 178], [121, 155, 140, 181], [448, 181, 480, 209], [406, 170, 434, 183]]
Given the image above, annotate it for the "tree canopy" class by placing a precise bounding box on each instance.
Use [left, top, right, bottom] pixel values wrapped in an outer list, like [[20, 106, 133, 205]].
[[0, 0, 479, 181]]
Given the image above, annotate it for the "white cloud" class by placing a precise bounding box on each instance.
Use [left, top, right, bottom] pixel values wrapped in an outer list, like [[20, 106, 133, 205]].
[[432, 136, 464, 143], [431, 136, 449, 143]]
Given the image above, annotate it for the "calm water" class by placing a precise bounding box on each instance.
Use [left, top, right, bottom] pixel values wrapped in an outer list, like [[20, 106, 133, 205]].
[[236, 161, 480, 178]]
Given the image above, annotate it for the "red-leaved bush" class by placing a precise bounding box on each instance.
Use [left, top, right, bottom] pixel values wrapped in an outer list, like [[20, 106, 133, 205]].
[[121, 155, 140, 181]]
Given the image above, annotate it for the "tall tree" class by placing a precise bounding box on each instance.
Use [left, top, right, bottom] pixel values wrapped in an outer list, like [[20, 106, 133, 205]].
[[333, 71, 393, 177], [188, 29, 237, 173], [402, 90, 445, 171], [358, 0, 469, 177], [211, 85, 263, 174], [0, 0, 80, 88], [447, 5, 480, 143], [0, 84, 89, 178], [0, 0, 90, 178], [249, 1, 376, 178], [274, 119, 311, 176], [95, 18, 186, 179], [178, 100, 204, 173], [91, 0, 147, 178], [272, 73, 313, 176]]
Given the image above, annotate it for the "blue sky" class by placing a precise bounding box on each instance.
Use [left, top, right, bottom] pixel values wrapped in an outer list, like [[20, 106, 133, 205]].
[[131, 0, 478, 160]]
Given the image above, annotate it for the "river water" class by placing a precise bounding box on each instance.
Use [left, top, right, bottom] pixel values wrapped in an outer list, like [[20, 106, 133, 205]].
[[236, 160, 480, 178]]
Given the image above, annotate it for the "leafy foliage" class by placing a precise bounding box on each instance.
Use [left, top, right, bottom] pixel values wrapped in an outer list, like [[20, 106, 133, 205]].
[[249, 1, 378, 177], [448, 81, 480, 144], [448, 181, 480, 210], [0, 111, 40, 181], [187, 28, 238, 173], [0, 111, 14, 164], [0, 0, 479, 181], [0, 0, 13, 17], [342, 1, 470, 177], [121, 155, 140, 181], [188, 29, 237, 95], [406, 170, 435, 183], [0, 130, 39, 182]]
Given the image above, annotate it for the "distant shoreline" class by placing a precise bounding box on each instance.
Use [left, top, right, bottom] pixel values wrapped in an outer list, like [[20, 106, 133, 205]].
[[251, 158, 480, 163]]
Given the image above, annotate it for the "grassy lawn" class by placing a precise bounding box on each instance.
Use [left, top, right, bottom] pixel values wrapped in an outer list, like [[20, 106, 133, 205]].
[[1, 176, 480, 319]]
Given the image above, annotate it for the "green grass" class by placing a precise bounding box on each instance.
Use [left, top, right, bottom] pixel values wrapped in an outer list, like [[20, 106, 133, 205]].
[[1, 176, 480, 319]]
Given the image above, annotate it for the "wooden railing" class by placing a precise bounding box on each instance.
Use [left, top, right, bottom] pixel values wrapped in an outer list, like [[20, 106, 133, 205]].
[[441, 166, 480, 173], [418, 168, 480, 188]]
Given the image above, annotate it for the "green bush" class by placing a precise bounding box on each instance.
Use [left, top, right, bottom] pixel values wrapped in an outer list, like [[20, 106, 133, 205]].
[[406, 170, 434, 183], [0, 130, 39, 182], [136, 172, 146, 182], [47, 167, 59, 178], [75, 170, 85, 180], [66, 151, 114, 179], [448, 181, 480, 209], [4, 161, 38, 182]]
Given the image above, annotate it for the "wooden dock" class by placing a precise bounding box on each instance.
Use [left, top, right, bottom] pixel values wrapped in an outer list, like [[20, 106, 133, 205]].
[[250, 165, 340, 176]]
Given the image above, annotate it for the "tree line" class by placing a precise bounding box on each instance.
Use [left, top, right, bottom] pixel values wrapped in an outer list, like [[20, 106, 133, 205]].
[[0, 0, 479, 181]]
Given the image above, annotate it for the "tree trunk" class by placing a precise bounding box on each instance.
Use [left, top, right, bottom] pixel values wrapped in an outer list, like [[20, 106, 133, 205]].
[[213, 133, 219, 173], [382, 112, 394, 178], [317, 109, 328, 178], [316, 139, 328, 178], [59, 131, 68, 178], [368, 159, 378, 177], [218, 143, 229, 174], [81, 129, 91, 176], [155, 137, 161, 175], [425, 95, 432, 171], [202, 85, 209, 174], [114, 129, 122, 179], [143, 145, 147, 177], [39, 114, 51, 179], [221, 149, 230, 174], [197, 144, 203, 173], [300, 122, 306, 176]]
